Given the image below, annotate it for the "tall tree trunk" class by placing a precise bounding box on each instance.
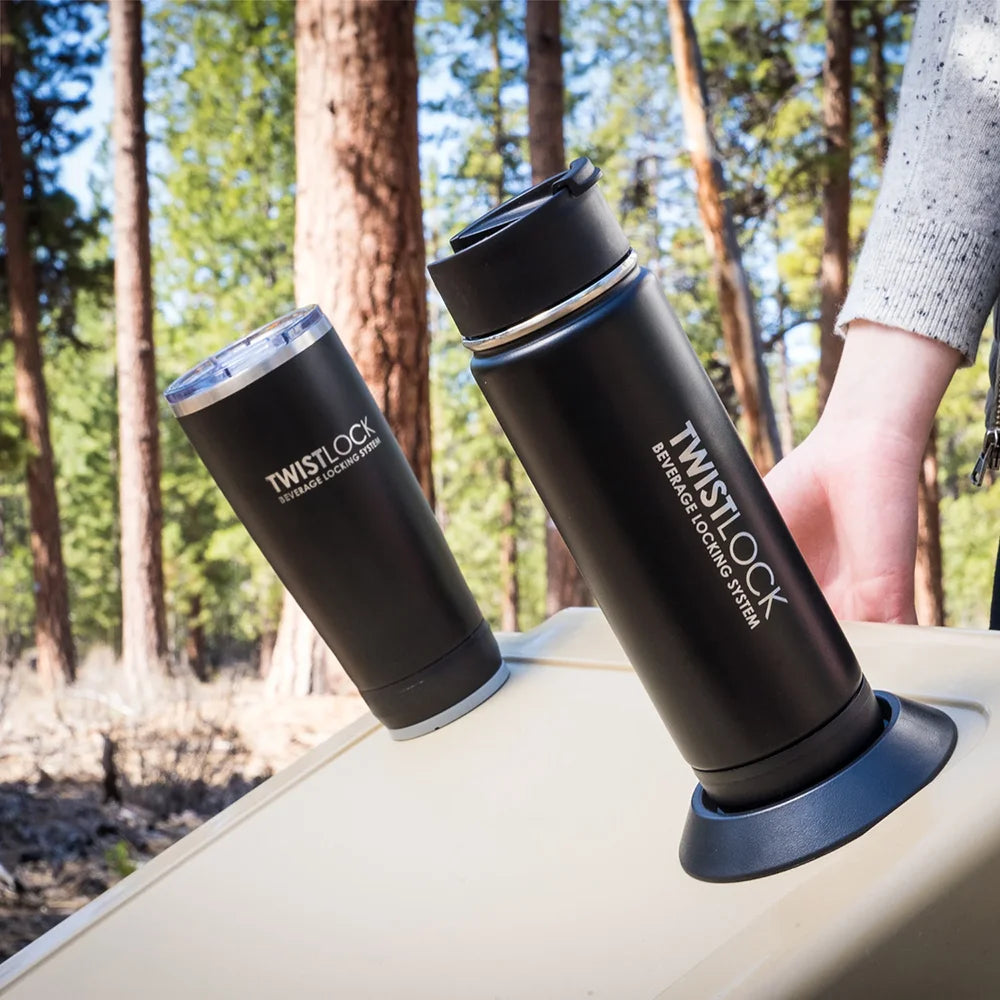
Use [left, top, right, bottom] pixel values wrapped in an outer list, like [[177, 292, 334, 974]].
[[817, 0, 852, 414], [498, 456, 520, 632], [110, 0, 167, 688], [868, 5, 944, 624], [184, 593, 208, 682], [526, 0, 565, 178], [269, 0, 430, 695], [774, 336, 796, 457], [915, 423, 946, 626], [267, 590, 318, 698], [296, 1, 430, 486], [487, 10, 521, 630], [0, 2, 76, 688], [668, 0, 781, 473], [257, 628, 276, 680], [526, 0, 590, 614], [869, 4, 890, 169], [773, 247, 796, 456]]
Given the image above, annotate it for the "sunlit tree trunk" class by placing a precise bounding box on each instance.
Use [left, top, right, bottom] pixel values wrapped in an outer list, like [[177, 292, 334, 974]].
[[774, 336, 796, 458], [773, 246, 796, 455], [772, 226, 795, 457], [111, 0, 167, 688], [668, 0, 781, 473], [817, 0, 852, 414], [486, 11, 520, 631], [526, 0, 590, 614], [0, 2, 76, 688], [270, 0, 429, 694]]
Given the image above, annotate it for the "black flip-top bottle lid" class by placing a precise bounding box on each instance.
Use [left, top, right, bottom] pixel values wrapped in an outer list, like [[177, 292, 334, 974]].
[[428, 158, 632, 341]]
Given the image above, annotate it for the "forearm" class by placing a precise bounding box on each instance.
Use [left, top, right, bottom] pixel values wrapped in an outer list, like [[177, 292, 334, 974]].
[[838, 0, 1000, 364], [819, 320, 962, 465]]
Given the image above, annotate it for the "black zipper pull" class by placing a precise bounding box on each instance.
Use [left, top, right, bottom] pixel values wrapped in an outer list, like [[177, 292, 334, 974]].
[[972, 428, 1000, 487], [973, 302, 1000, 487]]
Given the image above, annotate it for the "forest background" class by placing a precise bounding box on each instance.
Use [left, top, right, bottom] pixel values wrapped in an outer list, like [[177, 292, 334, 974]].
[[1, 1, 997, 731], [5, 0, 999, 690]]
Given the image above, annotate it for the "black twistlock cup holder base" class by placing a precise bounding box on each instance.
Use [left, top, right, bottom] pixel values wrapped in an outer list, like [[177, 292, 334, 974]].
[[680, 692, 958, 882]]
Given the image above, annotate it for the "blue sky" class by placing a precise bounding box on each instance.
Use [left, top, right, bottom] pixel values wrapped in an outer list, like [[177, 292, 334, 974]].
[[59, 25, 112, 216]]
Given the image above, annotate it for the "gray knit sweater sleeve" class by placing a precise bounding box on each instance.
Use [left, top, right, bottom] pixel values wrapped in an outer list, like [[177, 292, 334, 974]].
[[838, 0, 1000, 365]]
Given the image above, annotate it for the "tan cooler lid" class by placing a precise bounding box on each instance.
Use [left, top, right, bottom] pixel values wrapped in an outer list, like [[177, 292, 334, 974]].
[[1, 609, 998, 999]]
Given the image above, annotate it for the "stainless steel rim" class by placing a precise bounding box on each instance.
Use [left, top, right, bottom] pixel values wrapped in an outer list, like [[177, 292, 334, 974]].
[[166, 309, 333, 417], [461, 250, 638, 354]]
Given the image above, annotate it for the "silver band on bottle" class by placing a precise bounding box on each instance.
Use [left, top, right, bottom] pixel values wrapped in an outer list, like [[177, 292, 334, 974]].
[[461, 251, 639, 355]]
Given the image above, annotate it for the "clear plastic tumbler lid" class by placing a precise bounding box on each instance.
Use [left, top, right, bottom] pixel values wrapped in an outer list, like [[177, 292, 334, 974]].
[[164, 305, 332, 417]]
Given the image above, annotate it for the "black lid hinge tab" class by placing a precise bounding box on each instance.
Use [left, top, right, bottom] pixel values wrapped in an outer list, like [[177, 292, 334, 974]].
[[552, 157, 602, 196]]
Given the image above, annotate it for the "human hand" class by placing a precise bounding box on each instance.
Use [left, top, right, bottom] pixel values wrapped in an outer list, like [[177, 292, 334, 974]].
[[766, 419, 920, 623], [765, 321, 961, 624]]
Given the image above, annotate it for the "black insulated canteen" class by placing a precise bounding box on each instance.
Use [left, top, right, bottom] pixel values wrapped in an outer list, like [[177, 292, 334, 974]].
[[429, 158, 956, 880]]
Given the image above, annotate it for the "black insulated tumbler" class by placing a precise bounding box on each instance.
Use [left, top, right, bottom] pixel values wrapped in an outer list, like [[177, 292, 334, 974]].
[[429, 158, 884, 810], [165, 306, 507, 740]]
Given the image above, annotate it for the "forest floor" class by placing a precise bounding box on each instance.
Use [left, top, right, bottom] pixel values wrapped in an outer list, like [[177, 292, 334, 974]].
[[0, 648, 366, 964]]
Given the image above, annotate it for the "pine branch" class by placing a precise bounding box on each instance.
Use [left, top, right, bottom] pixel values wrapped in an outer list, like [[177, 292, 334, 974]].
[[763, 316, 822, 350]]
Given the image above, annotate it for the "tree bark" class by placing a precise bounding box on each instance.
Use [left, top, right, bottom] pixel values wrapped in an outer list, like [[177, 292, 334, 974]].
[[498, 456, 520, 632], [526, 0, 590, 613], [257, 628, 276, 680], [269, 0, 429, 694], [485, 9, 521, 630], [667, 0, 782, 473], [526, 0, 565, 179], [868, 4, 890, 169], [817, 0, 853, 414], [773, 253, 796, 455], [267, 590, 325, 698], [110, 0, 167, 688], [774, 337, 796, 456], [915, 423, 946, 626], [184, 593, 208, 682], [0, 1, 76, 688]]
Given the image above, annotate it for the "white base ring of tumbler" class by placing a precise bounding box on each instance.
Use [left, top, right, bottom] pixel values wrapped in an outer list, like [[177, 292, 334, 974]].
[[386, 661, 510, 741]]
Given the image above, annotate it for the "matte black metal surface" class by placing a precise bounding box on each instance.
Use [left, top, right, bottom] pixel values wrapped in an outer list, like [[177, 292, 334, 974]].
[[680, 692, 958, 882], [362, 620, 503, 730], [693, 678, 882, 810], [429, 158, 630, 340], [175, 323, 500, 730], [465, 268, 877, 780]]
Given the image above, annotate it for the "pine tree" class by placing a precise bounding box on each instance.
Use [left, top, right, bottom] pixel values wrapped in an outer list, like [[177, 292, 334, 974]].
[[421, 0, 549, 632], [668, 0, 782, 473], [150, 0, 297, 677], [111, 0, 167, 686], [689, 0, 829, 446], [0, 0, 81, 686], [526, 0, 591, 616], [269, 0, 431, 693], [817, 0, 852, 414]]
